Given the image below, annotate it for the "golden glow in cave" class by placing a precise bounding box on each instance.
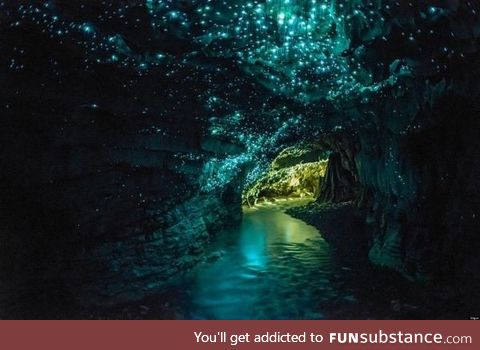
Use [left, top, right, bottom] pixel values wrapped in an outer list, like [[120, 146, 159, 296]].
[[243, 158, 328, 206]]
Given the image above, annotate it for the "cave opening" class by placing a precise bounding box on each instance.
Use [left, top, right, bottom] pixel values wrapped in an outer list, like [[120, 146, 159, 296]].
[[242, 144, 330, 207], [241, 132, 362, 208], [236, 135, 366, 269]]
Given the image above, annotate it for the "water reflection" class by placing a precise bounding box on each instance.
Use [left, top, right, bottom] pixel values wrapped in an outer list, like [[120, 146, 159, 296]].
[[180, 199, 342, 319]]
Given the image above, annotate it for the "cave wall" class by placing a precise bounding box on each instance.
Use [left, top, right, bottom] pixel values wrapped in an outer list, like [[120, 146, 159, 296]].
[[0, 100, 245, 307], [330, 0, 480, 281], [316, 133, 360, 203], [0, 11, 247, 308]]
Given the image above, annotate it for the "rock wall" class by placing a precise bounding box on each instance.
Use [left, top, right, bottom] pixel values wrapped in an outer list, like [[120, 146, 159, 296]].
[[328, 0, 480, 282], [316, 133, 361, 203], [0, 15, 246, 308], [0, 101, 244, 308]]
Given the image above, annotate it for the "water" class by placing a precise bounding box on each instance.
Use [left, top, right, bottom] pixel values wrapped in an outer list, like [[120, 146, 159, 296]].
[[1, 199, 454, 319], [176, 199, 361, 319]]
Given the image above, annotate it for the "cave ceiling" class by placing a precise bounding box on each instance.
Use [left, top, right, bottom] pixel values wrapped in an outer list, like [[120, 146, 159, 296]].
[[4, 0, 478, 188]]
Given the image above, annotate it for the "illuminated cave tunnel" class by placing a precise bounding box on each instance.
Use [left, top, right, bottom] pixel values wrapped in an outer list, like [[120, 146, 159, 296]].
[[242, 139, 360, 207], [1, 0, 480, 318]]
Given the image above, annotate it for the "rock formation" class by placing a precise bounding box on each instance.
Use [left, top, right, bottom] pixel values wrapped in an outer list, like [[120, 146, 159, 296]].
[[243, 146, 328, 205]]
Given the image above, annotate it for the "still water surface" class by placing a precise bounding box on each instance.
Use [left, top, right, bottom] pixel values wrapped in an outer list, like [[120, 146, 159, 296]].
[[176, 199, 360, 319]]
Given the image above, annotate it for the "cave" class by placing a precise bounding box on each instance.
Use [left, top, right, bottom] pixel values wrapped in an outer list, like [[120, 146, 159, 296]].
[[1, 0, 480, 319], [242, 145, 329, 206]]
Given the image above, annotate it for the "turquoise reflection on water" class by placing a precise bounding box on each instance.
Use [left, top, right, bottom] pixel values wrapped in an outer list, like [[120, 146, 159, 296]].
[[179, 199, 346, 319]]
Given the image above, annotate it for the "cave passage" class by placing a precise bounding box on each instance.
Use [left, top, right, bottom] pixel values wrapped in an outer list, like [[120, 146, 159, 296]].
[[2, 0, 479, 320], [175, 199, 341, 319], [242, 145, 329, 206], [164, 199, 418, 320]]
